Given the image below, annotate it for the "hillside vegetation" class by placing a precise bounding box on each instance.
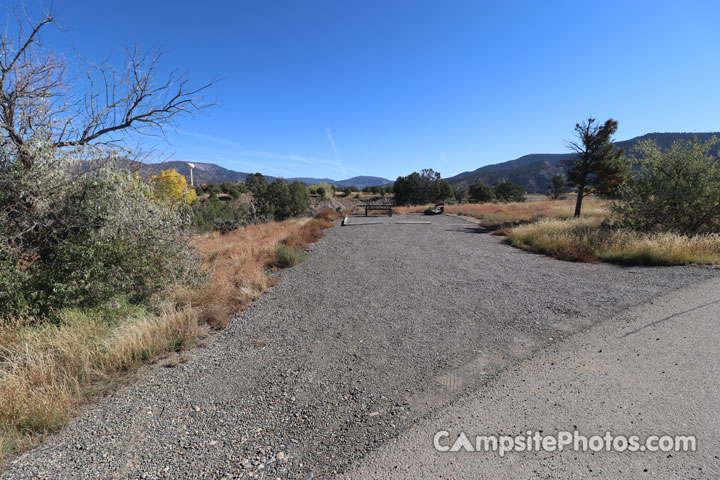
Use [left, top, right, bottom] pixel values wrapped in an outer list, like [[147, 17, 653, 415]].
[[503, 136, 720, 265], [122, 159, 392, 189], [392, 132, 720, 267], [446, 132, 720, 193]]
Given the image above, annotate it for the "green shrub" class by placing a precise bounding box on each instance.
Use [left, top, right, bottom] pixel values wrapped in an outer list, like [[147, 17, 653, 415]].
[[393, 169, 449, 205], [0, 144, 198, 319], [613, 137, 720, 234], [254, 179, 310, 221], [198, 182, 247, 199], [547, 174, 568, 200], [454, 186, 468, 202], [493, 180, 526, 202], [468, 182, 495, 202], [0, 242, 30, 316], [191, 196, 251, 233], [432, 179, 453, 202]]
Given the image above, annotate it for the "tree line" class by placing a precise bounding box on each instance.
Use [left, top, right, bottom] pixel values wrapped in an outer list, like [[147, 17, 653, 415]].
[[392, 168, 527, 205]]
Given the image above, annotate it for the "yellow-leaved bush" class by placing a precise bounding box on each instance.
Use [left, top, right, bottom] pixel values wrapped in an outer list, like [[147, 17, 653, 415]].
[[150, 169, 197, 207]]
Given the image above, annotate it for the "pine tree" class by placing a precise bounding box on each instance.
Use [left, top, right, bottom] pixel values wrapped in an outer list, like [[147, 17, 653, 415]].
[[566, 118, 627, 216]]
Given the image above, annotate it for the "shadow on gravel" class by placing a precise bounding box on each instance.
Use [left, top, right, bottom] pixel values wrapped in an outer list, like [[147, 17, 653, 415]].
[[443, 225, 493, 235]]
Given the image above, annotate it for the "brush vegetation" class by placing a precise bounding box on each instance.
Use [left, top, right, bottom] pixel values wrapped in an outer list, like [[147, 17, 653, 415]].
[[508, 218, 720, 265], [0, 210, 339, 461], [273, 246, 307, 268], [0, 8, 340, 462], [398, 137, 720, 266], [506, 137, 720, 265], [0, 302, 201, 457]]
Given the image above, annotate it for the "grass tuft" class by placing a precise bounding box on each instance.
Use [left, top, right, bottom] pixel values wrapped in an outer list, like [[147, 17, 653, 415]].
[[273, 246, 307, 268]]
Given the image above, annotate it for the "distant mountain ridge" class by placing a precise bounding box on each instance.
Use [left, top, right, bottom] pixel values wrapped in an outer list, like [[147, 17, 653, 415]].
[[288, 176, 393, 188], [121, 132, 720, 193], [125, 161, 392, 189], [446, 132, 720, 193]]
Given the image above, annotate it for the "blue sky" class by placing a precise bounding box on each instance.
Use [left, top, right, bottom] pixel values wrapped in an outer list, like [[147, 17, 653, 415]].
[[32, 0, 720, 180]]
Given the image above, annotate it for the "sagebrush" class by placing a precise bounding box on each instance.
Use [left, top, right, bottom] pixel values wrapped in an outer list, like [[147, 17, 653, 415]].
[[0, 146, 197, 319]]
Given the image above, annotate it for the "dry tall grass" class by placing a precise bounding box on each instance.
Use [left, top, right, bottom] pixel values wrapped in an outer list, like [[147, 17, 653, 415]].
[[393, 199, 609, 228], [0, 209, 340, 462], [189, 213, 337, 328], [0, 304, 200, 458], [508, 217, 720, 265]]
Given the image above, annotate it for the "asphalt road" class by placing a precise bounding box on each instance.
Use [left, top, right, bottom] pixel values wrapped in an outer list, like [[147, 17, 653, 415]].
[[2, 214, 717, 479], [343, 276, 720, 479]]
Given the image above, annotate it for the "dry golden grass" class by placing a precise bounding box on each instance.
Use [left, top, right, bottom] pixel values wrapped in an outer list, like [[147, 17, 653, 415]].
[[0, 304, 200, 459], [189, 219, 301, 327], [508, 217, 720, 265], [0, 209, 339, 462], [394, 199, 609, 228], [189, 210, 338, 327]]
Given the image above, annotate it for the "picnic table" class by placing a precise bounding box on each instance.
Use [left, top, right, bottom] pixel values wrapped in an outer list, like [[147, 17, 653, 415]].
[[358, 203, 393, 217]]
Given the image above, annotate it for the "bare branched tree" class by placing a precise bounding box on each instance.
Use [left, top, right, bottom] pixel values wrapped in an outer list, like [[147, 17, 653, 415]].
[[0, 7, 213, 167], [0, 5, 214, 279]]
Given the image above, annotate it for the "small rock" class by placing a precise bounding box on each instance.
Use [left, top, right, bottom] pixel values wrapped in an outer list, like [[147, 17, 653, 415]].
[[277, 452, 286, 461]]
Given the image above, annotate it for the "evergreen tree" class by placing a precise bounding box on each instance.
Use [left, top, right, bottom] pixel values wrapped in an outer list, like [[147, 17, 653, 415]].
[[493, 180, 525, 202], [566, 118, 627, 216], [468, 182, 494, 202], [546, 175, 567, 200]]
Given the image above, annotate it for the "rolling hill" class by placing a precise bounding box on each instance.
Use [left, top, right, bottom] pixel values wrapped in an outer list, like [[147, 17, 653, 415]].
[[289, 176, 393, 188], [446, 132, 720, 193], [121, 161, 392, 189]]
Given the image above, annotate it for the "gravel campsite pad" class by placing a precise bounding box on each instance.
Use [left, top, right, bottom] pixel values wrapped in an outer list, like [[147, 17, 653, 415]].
[[4, 214, 718, 479]]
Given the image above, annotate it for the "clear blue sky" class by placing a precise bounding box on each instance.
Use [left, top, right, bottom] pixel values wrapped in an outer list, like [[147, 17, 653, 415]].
[[34, 0, 720, 180]]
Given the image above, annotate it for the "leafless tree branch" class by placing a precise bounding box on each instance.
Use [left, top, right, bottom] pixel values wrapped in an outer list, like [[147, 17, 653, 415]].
[[0, 8, 214, 165]]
